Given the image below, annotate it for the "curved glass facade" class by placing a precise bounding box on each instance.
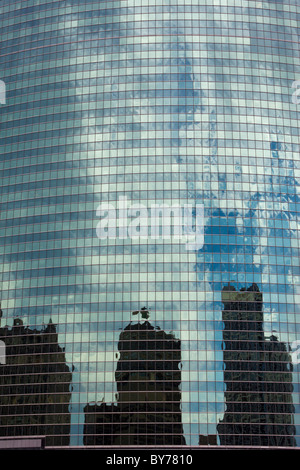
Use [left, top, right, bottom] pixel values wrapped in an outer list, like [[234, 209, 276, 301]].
[[0, 0, 299, 448]]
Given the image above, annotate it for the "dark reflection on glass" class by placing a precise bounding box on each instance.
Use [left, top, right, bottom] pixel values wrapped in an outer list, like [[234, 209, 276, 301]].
[[0, 312, 72, 446], [199, 435, 217, 446], [217, 283, 296, 447], [84, 311, 186, 446]]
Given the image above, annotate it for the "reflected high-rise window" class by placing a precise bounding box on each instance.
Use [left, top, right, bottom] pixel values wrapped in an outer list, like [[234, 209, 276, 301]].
[[0, 0, 299, 448], [84, 312, 185, 446]]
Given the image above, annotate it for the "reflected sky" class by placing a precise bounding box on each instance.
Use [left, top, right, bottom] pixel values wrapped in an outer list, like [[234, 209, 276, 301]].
[[0, 0, 299, 446]]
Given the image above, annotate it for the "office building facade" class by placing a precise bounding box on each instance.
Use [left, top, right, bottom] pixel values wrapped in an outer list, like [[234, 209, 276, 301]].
[[0, 0, 299, 448]]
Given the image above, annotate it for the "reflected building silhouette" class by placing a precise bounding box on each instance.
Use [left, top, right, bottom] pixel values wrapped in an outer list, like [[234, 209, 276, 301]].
[[0, 312, 72, 446], [84, 311, 186, 446], [217, 283, 296, 446], [199, 435, 217, 446]]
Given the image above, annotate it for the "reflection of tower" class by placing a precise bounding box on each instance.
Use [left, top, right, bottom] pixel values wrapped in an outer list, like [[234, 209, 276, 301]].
[[0, 318, 72, 446], [217, 284, 296, 446], [84, 314, 185, 445]]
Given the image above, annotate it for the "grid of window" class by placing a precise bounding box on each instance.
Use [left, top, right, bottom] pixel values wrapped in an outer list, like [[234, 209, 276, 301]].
[[0, 0, 299, 448]]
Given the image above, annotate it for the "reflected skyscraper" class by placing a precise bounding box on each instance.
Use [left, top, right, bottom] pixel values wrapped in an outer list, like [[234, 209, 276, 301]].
[[84, 312, 185, 446], [217, 284, 296, 447], [0, 311, 72, 446], [0, 0, 299, 448]]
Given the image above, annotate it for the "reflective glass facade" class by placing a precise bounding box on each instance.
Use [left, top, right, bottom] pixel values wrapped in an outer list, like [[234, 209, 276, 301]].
[[0, 0, 299, 449]]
